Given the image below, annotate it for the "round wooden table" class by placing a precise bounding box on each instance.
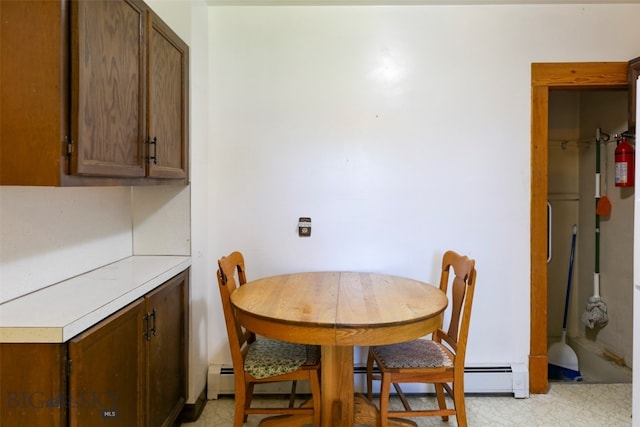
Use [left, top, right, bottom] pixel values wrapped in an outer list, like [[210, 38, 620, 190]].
[[231, 271, 448, 427]]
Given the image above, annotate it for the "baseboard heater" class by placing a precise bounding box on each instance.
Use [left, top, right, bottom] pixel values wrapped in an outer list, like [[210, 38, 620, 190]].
[[208, 363, 529, 400]]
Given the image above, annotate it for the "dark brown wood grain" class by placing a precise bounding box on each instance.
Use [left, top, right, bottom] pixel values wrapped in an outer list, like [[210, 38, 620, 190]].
[[72, 0, 146, 177], [0, 1, 68, 185], [0, 0, 189, 186], [68, 299, 146, 426], [147, 11, 189, 179], [0, 343, 68, 426], [145, 271, 188, 427]]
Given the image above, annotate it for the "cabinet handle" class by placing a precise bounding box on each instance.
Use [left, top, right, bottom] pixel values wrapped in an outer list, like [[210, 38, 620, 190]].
[[143, 309, 158, 341], [146, 137, 158, 165], [150, 308, 157, 337]]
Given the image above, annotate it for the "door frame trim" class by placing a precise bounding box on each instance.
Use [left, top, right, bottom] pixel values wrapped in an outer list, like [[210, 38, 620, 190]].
[[529, 62, 628, 393]]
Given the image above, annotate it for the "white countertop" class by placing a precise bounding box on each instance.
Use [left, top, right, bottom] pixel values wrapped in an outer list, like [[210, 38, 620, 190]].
[[0, 255, 191, 343]]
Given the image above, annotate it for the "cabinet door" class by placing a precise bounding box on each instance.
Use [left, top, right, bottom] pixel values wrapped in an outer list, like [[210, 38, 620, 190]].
[[68, 299, 146, 427], [145, 271, 188, 427], [71, 0, 147, 178], [147, 11, 189, 180], [0, 343, 67, 426]]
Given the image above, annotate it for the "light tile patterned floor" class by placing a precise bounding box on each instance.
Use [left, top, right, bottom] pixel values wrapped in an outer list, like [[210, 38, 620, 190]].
[[181, 382, 632, 427]]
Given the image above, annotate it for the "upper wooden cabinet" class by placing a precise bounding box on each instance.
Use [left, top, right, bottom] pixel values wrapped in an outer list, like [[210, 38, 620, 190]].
[[629, 56, 640, 133], [0, 0, 189, 186]]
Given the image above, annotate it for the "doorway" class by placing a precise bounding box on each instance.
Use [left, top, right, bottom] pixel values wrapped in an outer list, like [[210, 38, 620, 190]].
[[547, 90, 633, 384], [530, 62, 629, 393]]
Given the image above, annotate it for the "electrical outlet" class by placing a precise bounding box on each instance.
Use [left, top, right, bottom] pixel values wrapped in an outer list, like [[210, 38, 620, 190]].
[[298, 217, 311, 237]]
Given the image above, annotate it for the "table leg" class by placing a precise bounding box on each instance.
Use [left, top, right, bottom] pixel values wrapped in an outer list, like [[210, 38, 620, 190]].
[[321, 345, 354, 427], [353, 394, 418, 427], [320, 345, 418, 427]]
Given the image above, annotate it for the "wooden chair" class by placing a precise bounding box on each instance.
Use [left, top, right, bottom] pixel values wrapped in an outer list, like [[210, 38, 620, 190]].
[[217, 251, 321, 427], [366, 250, 477, 427]]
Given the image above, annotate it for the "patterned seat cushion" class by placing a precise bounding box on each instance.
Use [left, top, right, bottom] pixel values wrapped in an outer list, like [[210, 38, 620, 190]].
[[244, 338, 310, 379], [372, 339, 453, 369]]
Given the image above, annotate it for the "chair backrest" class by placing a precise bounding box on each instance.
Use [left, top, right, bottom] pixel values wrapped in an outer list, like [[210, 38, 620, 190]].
[[217, 251, 255, 377], [436, 250, 477, 362]]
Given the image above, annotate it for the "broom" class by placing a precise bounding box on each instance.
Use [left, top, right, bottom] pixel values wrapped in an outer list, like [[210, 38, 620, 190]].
[[548, 224, 582, 381]]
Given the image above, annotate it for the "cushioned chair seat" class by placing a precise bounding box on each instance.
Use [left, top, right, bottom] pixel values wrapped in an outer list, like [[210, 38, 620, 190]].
[[245, 338, 315, 379], [372, 339, 453, 369]]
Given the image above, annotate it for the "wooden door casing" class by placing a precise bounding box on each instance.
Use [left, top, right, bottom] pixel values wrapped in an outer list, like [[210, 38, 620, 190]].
[[629, 56, 640, 132], [530, 62, 628, 394]]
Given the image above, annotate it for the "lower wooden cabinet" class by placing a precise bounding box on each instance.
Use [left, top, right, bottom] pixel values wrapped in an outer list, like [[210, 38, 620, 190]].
[[0, 270, 189, 427]]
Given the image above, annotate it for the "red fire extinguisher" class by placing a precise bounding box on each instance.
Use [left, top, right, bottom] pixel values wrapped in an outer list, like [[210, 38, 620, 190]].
[[615, 137, 635, 187]]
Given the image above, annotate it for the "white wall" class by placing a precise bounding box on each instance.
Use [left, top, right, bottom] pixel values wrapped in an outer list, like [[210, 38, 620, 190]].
[[0, 187, 132, 303], [207, 3, 640, 377]]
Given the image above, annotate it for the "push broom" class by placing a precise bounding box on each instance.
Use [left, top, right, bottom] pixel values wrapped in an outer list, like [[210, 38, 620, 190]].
[[548, 224, 582, 381]]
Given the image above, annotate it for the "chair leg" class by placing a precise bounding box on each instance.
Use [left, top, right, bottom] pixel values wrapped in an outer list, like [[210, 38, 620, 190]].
[[366, 349, 374, 400], [243, 382, 254, 422], [379, 373, 391, 427], [289, 380, 298, 408], [235, 385, 247, 427], [435, 383, 449, 421], [234, 403, 245, 427], [310, 371, 322, 427], [453, 381, 467, 427]]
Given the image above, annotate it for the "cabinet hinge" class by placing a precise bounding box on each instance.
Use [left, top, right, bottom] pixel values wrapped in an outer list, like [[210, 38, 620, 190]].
[[146, 137, 157, 165], [143, 312, 150, 341], [65, 136, 73, 158], [66, 359, 73, 377], [65, 136, 74, 175]]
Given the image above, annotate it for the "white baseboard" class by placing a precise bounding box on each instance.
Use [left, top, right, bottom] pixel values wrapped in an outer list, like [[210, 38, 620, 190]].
[[207, 364, 529, 399]]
